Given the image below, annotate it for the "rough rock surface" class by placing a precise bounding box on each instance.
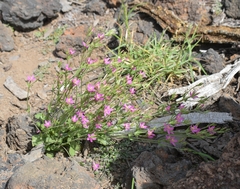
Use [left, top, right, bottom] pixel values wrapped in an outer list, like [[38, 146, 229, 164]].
[[55, 25, 88, 58], [5, 157, 101, 189], [224, 0, 240, 19], [6, 114, 34, 153], [131, 147, 192, 189], [0, 0, 62, 31], [0, 22, 15, 52], [168, 132, 240, 189], [148, 0, 212, 25], [199, 48, 225, 74]]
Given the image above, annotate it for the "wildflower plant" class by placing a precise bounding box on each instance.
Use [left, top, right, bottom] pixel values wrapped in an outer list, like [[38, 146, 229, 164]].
[[31, 9, 226, 159]]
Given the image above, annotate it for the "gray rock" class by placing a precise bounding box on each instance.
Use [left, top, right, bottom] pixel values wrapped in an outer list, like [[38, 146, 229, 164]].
[[83, 0, 107, 16], [131, 148, 192, 188], [6, 157, 101, 189], [59, 0, 72, 13], [0, 0, 62, 31], [224, 0, 240, 19], [199, 48, 225, 74], [3, 76, 28, 100], [169, 132, 240, 189], [0, 22, 15, 52], [6, 114, 34, 153]]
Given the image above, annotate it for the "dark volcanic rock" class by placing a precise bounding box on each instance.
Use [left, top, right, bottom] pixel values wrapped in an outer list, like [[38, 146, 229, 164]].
[[6, 157, 101, 189], [83, 0, 107, 16], [224, 0, 240, 19], [131, 147, 192, 188], [169, 132, 240, 189], [0, 0, 62, 31], [199, 48, 225, 74], [0, 22, 15, 52]]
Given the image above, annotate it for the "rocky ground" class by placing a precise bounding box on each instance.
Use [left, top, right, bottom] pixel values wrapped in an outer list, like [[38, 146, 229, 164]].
[[0, 0, 240, 188]]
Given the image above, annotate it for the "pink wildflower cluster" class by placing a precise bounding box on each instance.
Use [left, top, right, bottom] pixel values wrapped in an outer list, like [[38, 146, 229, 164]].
[[87, 133, 96, 142], [86, 82, 104, 102], [76, 110, 89, 128], [126, 74, 132, 85], [190, 125, 201, 134], [163, 123, 177, 146], [123, 104, 137, 112]]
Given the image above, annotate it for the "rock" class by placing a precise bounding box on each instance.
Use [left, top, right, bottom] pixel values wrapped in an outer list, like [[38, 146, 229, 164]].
[[3, 76, 28, 100], [0, 128, 8, 161], [83, 0, 107, 16], [0, 0, 62, 31], [224, 0, 240, 19], [6, 114, 34, 153], [55, 25, 89, 59], [131, 147, 192, 188], [23, 144, 44, 163], [0, 153, 25, 189], [0, 22, 15, 52], [218, 95, 240, 120], [6, 157, 101, 189], [155, 0, 212, 25], [59, 0, 72, 13], [199, 48, 225, 74], [169, 132, 240, 189]]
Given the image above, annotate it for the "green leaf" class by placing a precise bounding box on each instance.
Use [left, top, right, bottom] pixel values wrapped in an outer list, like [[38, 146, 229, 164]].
[[69, 146, 76, 157], [32, 135, 43, 146], [35, 113, 43, 120]]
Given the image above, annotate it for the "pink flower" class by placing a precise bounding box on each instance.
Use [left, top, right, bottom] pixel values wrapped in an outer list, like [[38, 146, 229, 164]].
[[72, 78, 80, 86], [139, 70, 147, 78], [69, 48, 75, 55], [166, 105, 171, 112], [27, 75, 36, 82], [107, 121, 112, 127], [126, 74, 132, 85], [190, 125, 201, 134], [123, 104, 136, 112], [95, 93, 104, 101], [76, 110, 84, 118], [117, 57, 122, 63], [87, 133, 96, 142], [65, 64, 72, 71], [111, 66, 116, 73], [44, 120, 51, 128], [87, 57, 97, 64], [95, 124, 102, 129], [97, 33, 104, 40], [71, 115, 78, 122], [124, 123, 131, 131], [104, 57, 111, 64], [104, 105, 114, 117], [130, 88, 135, 94], [163, 123, 174, 135], [179, 104, 185, 110], [81, 116, 89, 127], [95, 82, 101, 90], [190, 91, 198, 99], [139, 122, 148, 129], [82, 41, 88, 48], [92, 161, 100, 171], [66, 97, 74, 105], [207, 125, 216, 135], [176, 113, 184, 124], [166, 135, 178, 146], [87, 83, 96, 92], [147, 129, 155, 139]]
